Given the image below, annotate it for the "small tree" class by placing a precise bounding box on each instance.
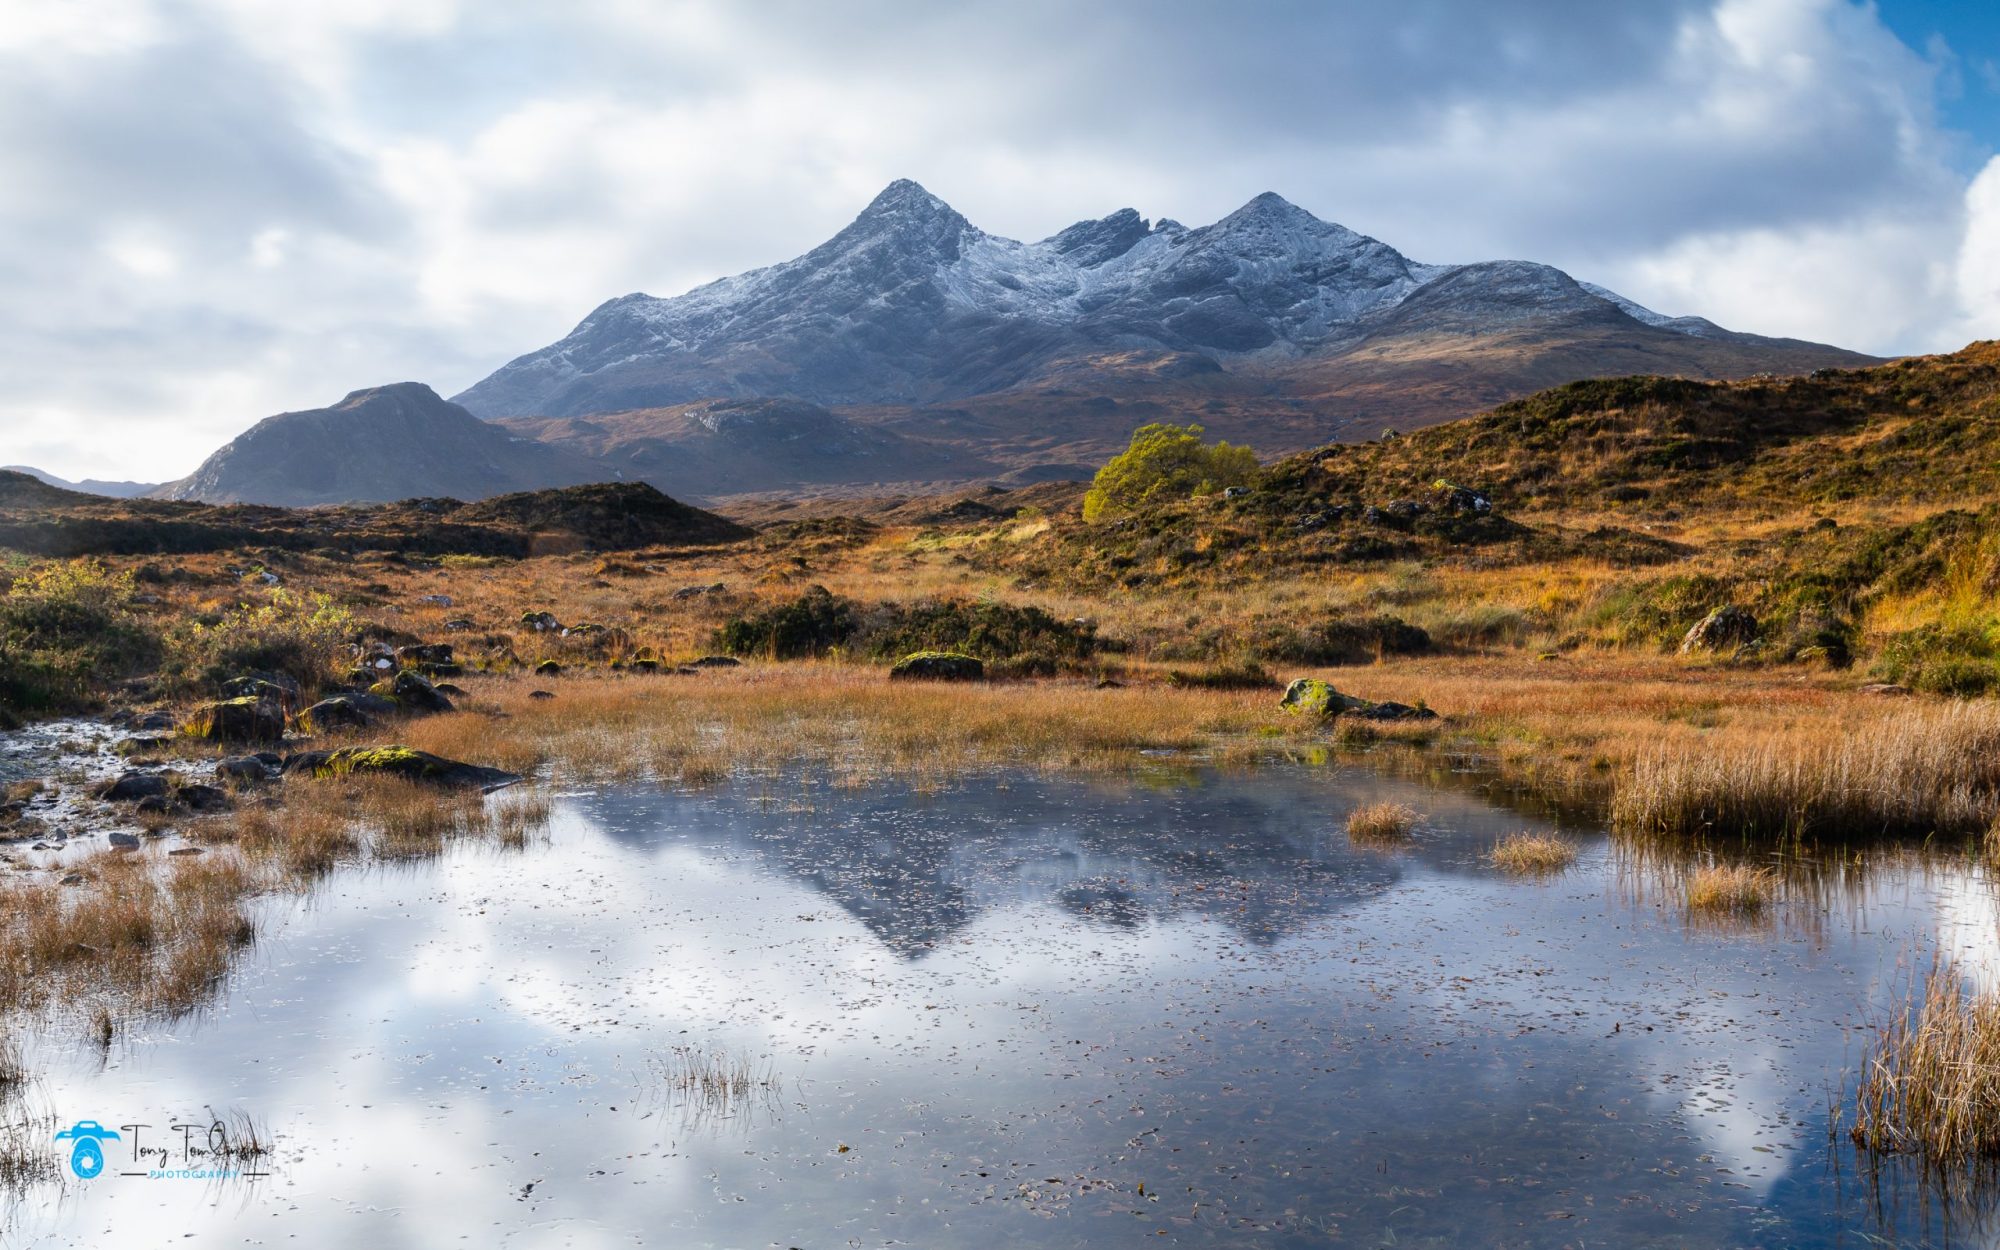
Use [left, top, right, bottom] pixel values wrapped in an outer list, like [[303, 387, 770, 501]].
[[1082, 423, 1260, 522]]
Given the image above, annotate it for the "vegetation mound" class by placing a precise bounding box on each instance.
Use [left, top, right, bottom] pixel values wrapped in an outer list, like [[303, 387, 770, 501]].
[[448, 482, 750, 550]]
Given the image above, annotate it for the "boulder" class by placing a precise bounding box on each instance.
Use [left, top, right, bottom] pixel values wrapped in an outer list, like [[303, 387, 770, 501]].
[[521, 611, 562, 632], [97, 771, 172, 802], [184, 697, 286, 744], [177, 784, 231, 812], [398, 643, 455, 666], [280, 746, 521, 792], [534, 660, 563, 677], [528, 690, 556, 701], [689, 656, 742, 669], [222, 672, 302, 708], [888, 652, 985, 682], [297, 692, 400, 733], [216, 757, 273, 785], [372, 670, 455, 715], [1279, 679, 1366, 717], [108, 832, 141, 850], [1680, 606, 1759, 654]]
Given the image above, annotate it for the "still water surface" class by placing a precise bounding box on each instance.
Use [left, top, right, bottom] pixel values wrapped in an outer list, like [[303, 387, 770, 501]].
[[9, 763, 2000, 1247]]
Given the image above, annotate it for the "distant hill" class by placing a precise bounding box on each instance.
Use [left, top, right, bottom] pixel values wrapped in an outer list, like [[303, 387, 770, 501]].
[[152, 382, 607, 507], [454, 179, 1875, 468], [3, 466, 157, 499], [0, 470, 743, 557]]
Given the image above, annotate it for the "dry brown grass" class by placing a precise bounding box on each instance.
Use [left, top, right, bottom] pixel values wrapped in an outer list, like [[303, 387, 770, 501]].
[[1615, 701, 2000, 842], [1683, 863, 1776, 914], [1346, 801, 1419, 845], [1853, 960, 2000, 1162], [395, 665, 1298, 787], [1489, 832, 1579, 874]]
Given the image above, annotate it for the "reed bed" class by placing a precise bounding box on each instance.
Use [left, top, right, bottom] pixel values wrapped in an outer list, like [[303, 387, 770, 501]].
[[1489, 832, 1578, 875], [648, 1044, 780, 1117], [1345, 801, 1419, 845], [1614, 701, 2000, 842], [1852, 960, 2000, 1162]]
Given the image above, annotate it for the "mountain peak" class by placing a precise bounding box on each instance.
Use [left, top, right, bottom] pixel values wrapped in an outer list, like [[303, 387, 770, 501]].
[[856, 179, 962, 222], [1220, 191, 1325, 228]]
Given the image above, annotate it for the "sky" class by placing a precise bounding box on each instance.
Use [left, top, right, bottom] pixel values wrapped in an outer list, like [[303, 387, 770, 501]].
[[2, 0, 1998, 482]]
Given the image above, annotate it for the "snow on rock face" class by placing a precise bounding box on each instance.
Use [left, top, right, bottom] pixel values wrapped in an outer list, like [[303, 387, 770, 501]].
[[450, 180, 1705, 418]]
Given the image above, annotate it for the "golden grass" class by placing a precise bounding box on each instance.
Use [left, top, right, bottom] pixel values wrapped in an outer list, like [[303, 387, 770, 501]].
[[1345, 801, 1419, 845], [1683, 863, 1776, 914], [1614, 701, 2000, 842], [395, 665, 1299, 787], [1489, 832, 1578, 874], [1852, 960, 2000, 1162]]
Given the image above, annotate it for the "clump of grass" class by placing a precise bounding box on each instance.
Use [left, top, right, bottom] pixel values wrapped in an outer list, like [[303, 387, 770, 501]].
[[1346, 801, 1419, 845], [0, 1035, 25, 1095], [1489, 832, 1578, 875], [492, 788, 553, 850], [1683, 863, 1775, 914], [0, 1112, 60, 1197], [648, 1045, 781, 1128], [1852, 960, 2000, 1162]]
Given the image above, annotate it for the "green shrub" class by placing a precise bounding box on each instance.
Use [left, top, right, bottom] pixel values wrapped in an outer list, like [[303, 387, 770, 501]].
[[1873, 624, 2000, 696], [165, 591, 355, 696], [857, 600, 1098, 666], [714, 586, 858, 659], [1083, 423, 1260, 522], [0, 560, 161, 710]]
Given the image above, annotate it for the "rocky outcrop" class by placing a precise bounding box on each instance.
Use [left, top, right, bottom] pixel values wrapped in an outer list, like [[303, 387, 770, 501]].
[[1680, 606, 1759, 654]]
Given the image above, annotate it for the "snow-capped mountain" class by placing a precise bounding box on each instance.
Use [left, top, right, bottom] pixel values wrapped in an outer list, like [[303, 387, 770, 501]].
[[453, 179, 1868, 422]]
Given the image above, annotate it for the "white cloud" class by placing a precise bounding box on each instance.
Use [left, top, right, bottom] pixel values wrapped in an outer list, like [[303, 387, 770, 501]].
[[0, 0, 1994, 481]]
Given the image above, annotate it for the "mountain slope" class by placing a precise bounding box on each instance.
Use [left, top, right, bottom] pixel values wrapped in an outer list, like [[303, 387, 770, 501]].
[[453, 180, 1874, 427], [497, 397, 997, 500], [154, 383, 608, 507]]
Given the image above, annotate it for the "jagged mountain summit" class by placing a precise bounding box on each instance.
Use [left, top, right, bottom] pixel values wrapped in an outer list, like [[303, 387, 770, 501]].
[[453, 179, 1870, 424], [153, 383, 605, 507]]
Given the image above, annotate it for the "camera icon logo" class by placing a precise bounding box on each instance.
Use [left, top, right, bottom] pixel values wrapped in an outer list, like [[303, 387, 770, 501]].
[[54, 1121, 121, 1179]]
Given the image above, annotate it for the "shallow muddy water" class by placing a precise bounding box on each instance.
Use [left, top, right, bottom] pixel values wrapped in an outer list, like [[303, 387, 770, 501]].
[[7, 762, 2000, 1247]]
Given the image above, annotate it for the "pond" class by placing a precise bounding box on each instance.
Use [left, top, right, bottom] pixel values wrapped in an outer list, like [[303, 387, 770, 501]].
[[6, 761, 1999, 1247]]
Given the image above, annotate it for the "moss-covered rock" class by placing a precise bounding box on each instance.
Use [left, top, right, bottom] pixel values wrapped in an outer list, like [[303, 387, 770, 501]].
[[280, 745, 519, 790], [888, 651, 985, 682]]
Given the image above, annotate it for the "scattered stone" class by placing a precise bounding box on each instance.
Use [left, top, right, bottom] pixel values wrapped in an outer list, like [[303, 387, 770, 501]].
[[1859, 682, 1911, 697], [1353, 701, 1439, 722], [443, 618, 475, 632], [889, 652, 985, 682], [1680, 605, 1759, 654], [185, 696, 286, 744], [281, 745, 521, 791], [528, 690, 556, 701], [168, 847, 204, 856], [521, 611, 563, 632], [417, 594, 454, 607], [398, 643, 455, 666], [107, 832, 141, 850], [534, 660, 563, 677], [132, 710, 175, 732]]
